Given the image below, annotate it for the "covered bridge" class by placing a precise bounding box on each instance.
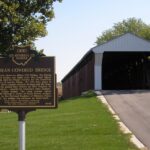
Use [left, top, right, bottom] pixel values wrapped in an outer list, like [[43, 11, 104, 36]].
[[62, 33, 150, 99]]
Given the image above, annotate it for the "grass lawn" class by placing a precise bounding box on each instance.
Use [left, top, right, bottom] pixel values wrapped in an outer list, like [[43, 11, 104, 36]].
[[0, 94, 139, 150]]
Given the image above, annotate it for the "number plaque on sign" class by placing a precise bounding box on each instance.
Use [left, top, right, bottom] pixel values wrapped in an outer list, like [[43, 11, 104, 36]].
[[0, 46, 56, 109]]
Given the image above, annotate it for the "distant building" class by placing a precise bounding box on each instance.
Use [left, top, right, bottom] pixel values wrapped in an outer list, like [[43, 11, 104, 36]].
[[62, 33, 150, 99], [57, 82, 62, 99]]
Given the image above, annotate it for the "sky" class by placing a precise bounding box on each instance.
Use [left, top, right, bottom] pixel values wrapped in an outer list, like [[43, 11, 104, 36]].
[[35, 0, 150, 82]]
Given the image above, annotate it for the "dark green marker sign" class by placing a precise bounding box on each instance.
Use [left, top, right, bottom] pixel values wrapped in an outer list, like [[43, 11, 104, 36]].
[[0, 46, 57, 109]]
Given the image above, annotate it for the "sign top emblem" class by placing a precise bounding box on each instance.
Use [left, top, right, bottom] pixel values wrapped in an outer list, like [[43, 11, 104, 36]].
[[9, 46, 35, 66]]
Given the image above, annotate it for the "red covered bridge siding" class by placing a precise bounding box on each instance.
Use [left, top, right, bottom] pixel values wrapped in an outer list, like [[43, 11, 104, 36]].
[[62, 51, 94, 99]]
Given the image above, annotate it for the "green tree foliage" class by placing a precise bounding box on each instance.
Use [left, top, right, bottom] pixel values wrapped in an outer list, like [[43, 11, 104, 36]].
[[0, 0, 62, 54], [96, 18, 150, 45]]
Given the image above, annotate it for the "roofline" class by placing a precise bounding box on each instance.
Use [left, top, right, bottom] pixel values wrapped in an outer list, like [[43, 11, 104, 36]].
[[92, 32, 150, 53], [61, 49, 93, 82]]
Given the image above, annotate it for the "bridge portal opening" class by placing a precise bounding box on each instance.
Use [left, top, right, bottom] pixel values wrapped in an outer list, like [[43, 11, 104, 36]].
[[102, 52, 150, 89]]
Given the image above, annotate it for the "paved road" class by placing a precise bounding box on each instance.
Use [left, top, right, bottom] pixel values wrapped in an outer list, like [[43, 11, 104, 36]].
[[102, 90, 150, 148]]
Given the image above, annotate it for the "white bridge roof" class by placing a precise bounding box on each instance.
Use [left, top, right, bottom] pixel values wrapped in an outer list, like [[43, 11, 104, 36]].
[[93, 33, 150, 53]]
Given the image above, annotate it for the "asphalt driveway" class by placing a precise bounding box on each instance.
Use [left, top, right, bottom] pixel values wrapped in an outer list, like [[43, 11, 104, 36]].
[[102, 90, 150, 148]]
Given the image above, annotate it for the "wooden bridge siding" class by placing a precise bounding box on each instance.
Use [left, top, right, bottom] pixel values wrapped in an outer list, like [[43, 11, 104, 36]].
[[62, 53, 94, 99]]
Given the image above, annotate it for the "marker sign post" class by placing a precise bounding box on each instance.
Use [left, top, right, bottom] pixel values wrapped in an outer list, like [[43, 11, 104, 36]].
[[0, 46, 57, 150]]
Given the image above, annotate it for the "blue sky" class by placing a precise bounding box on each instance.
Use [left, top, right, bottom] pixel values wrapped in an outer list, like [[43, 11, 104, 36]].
[[35, 0, 150, 82]]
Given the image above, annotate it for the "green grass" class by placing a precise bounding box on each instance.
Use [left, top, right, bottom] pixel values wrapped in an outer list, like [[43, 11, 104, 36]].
[[0, 95, 139, 150]]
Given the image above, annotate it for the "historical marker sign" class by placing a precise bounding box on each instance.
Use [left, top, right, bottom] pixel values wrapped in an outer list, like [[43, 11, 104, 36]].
[[0, 46, 56, 109]]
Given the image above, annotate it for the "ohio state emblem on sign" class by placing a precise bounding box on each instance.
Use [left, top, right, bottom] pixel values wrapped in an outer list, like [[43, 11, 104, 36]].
[[9, 46, 35, 66]]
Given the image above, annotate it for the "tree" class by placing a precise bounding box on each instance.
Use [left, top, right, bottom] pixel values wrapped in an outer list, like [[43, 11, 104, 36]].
[[0, 0, 62, 55], [96, 18, 150, 45]]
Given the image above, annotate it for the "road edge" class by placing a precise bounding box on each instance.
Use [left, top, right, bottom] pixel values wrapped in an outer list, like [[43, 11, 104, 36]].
[[95, 91, 148, 150]]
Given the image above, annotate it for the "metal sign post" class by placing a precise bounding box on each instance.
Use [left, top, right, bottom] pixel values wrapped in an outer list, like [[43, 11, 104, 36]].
[[13, 110, 35, 150], [18, 111, 26, 150], [19, 120, 25, 150]]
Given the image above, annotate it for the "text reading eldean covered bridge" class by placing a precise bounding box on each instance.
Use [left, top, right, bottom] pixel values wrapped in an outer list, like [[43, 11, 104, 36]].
[[62, 33, 150, 99]]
